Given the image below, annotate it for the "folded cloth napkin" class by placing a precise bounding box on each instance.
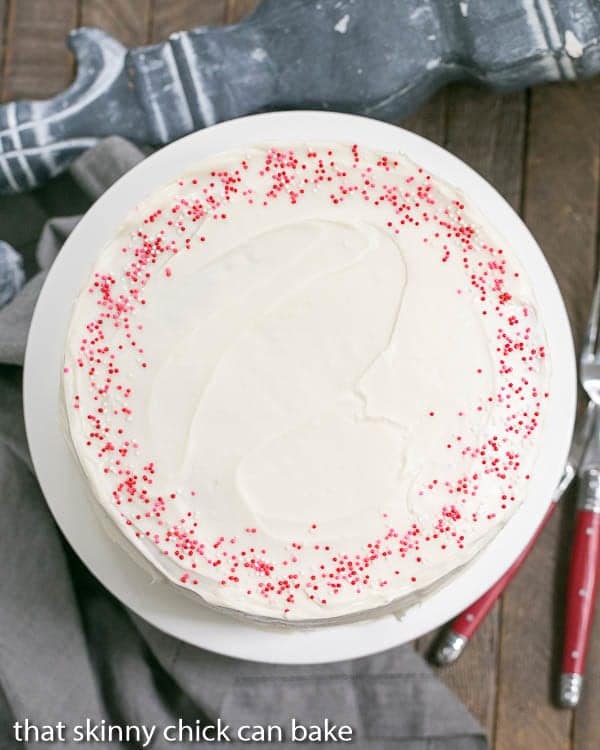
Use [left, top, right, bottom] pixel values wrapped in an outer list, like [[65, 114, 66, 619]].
[[0, 137, 486, 750]]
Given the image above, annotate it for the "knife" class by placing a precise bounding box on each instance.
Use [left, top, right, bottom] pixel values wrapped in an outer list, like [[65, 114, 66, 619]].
[[559, 404, 600, 707], [436, 400, 595, 667]]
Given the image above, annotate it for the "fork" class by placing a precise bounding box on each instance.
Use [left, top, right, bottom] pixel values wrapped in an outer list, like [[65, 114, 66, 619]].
[[559, 269, 600, 708], [435, 401, 594, 667]]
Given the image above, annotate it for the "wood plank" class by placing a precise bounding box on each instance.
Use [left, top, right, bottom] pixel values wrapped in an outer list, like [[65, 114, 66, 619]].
[[575, 589, 600, 749], [495, 79, 600, 750], [80, 0, 152, 47], [151, 0, 228, 42], [226, 0, 260, 24], [0, 0, 7, 88], [399, 86, 508, 738], [1, 0, 77, 102], [415, 85, 528, 743], [398, 88, 447, 147], [396, 88, 447, 681], [564, 78, 600, 750], [401, 86, 448, 711], [444, 84, 526, 210], [398, 85, 486, 723], [496, 502, 574, 750], [428, 615, 500, 740]]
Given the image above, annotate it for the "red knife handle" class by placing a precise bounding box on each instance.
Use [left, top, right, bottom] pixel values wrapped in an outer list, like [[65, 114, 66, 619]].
[[436, 503, 556, 664], [559, 469, 600, 707], [457, 504, 555, 638], [561, 509, 600, 671], [453, 569, 517, 640]]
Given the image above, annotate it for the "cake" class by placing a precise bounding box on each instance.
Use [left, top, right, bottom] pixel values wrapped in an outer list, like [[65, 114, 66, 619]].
[[62, 142, 550, 623]]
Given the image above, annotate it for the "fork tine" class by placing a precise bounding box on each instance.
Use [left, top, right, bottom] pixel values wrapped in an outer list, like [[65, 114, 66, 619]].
[[581, 269, 600, 364]]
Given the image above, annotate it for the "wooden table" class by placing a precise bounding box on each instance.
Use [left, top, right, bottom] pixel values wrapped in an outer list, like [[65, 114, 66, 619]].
[[1, 2, 599, 748]]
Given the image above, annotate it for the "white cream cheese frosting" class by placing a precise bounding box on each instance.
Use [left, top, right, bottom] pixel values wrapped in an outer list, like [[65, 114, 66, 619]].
[[63, 143, 550, 622]]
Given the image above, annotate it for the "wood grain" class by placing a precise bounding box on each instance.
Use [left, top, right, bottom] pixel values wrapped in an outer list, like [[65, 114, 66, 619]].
[[1, 0, 77, 101], [0, 0, 78, 270], [496, 504, 573, 750], [561, 79, 600, 750], [398, 89, 448, 714], [416, 85, 528, 741], [574, 592, 600, 748], [398, 86, 503, 732], [495, 80, 600, 750], [80, 0, 152, 46], [0, 0, 7, 86], [227, 0, 260, 23], [398, 88, 446, 147], [151, 0, 228, 42], [445, 85, 526, 210]]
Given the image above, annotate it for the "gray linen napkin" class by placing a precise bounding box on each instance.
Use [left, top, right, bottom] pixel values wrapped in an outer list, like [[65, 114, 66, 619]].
[[0, 137, 486, 750]]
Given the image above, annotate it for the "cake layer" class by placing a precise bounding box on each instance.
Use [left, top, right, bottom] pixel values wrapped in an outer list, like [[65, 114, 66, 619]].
[[63, 143, 550, 621]]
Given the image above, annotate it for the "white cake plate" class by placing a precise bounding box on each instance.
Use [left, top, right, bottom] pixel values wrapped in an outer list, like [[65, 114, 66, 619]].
[[23, 111, 575, 664]]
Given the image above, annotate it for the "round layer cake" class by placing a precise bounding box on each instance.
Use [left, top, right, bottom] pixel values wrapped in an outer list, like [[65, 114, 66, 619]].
[[63, 142, 550, 623]]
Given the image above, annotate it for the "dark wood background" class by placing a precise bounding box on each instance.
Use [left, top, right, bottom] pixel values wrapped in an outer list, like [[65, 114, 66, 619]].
[[1, 2, 599, 748]]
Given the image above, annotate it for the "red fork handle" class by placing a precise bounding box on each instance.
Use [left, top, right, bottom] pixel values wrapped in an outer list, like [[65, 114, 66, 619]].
[[436, 503, 557, 664], [559, 468, 600, 707]]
